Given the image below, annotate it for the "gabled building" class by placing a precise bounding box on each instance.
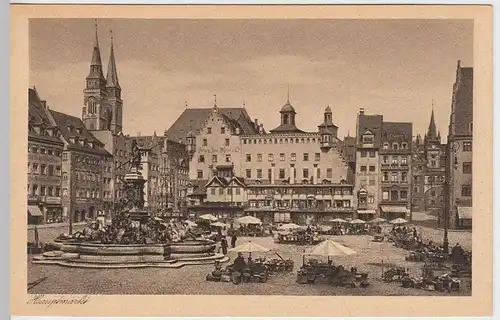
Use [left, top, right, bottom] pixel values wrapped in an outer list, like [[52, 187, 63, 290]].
[[27, 88, 65, 224], [444, 61, 473, 229]]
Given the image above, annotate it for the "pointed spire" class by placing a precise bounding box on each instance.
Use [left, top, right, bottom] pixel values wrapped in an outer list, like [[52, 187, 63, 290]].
[[87, 19, 105, 80], [243, 98, 246, 108], [213, 93, 217, 108], [287, 85, 290, 103], [427, 104, 438, 140], [106, 29, 121, 89]]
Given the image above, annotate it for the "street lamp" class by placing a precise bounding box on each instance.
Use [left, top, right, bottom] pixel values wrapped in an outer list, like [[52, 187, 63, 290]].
[[443, 140, 460, 259]]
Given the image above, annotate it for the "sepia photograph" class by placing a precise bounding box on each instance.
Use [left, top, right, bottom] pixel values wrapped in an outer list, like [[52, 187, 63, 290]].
[[10, 4, 493, 318]]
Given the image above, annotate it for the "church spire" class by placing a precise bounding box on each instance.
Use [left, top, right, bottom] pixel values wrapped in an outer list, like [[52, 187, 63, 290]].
[[87, 19, 105, 80], [427, 104, 438, 141], [106, 29, 121, 89]]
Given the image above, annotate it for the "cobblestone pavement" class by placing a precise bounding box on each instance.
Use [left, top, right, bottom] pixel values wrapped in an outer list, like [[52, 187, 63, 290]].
[[27, 235, 471, 296]]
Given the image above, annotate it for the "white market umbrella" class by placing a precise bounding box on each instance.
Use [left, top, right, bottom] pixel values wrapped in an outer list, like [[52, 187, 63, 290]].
[[229, 241, 270, 253], [368, 217, 387, 224], [210, 221, 227, 228], [236, 216, 262, 225], [199, 214, 219, 222], [278, 223, 304, 230], [390, 218, 408, 225], [330, 218, 347, 223], [350, 219, 366, 224], [306, 239, 357, 257]]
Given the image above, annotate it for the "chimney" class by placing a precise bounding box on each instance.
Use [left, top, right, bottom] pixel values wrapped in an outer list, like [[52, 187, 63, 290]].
[[254, 119, 259, 131], [258, 124, 264, 134], [359, 108, 365, 115], [137, 131, 141, 137]]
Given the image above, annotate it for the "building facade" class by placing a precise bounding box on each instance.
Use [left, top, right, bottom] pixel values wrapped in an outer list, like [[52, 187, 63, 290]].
[[172, 100, 354, 224], [354, 109, 412, 221], [444, 61, 473, 230], [27, 88, 65, 224]]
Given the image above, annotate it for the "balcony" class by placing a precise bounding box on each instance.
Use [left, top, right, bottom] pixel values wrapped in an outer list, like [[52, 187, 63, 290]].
[[381, 180, 409, 186], [380, 199, 408, 205], [381, 163, 409, 170], [44, 196, 62, 204]]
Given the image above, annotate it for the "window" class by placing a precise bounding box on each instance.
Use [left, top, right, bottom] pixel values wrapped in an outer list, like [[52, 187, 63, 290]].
[[463, 162, 472, 174], [383, 156, 389, 164], [461, 185, 472, 196], [268, 169, 272, 180], [383, 172, 389, 181], [48, 165, 54, 176], [221, 127, 225, 134], [202, 139, 208, 146], [268, 153, 274, 162], [391, 172, 398, 182], [402, 143, 408, 149], [32, 163, 39, 174], [360, 166, 367, 172], [316, 168, 321, 179], [392, 156, 399, 165], [225, 154, 231, 162], [326, 168, 333, 178], [235, 188, 241, 195], [360, 150, 367, 158], [246, 154, 251, 162], [303, 153, 309, 161], [369, 179, 375, 186], [210, 187, 216, 195], [207, 127, 212, 134], [392, 143, 399, 150], [431, 190, 436, 196], [40, 186, 46, 196], [369, 150, 376, 158], [198, 155, 205, 163], [369, 165, 375, 172], [257, 169, 262, 179], [40, 165, 47, 175], [363, 135, 374, 143], [401, 156, 407, 165], [197, 170, 203, 179], [402, 172, 408, 182], [390, 190, 398, 201], [368, 195, 374, 203], [246, 169, 252, 178], [303, 168, 309, 179], [291, 153, 296, 162], [212, 155, 218, 163], [383, 143, 389, 149], [40, 148, 46, 154], [400, 191, 407, 200], [257, 154, 262, 162], [469, 121, 473, 133], [225, 138, 230, 146], [47, 149, 53, 155], [315, 153, 320, 161], [431, 161, 436, 167], [359, 195, 367, 204], [279, 169, 285, 179], [463, 141, 472, 151], [280, 153, 285, 161]]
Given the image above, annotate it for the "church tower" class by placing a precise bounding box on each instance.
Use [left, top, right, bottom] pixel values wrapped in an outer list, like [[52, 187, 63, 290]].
[[83, 21, 109, 131], [106, 31, 123, 134], [424, 108, 442, 169]]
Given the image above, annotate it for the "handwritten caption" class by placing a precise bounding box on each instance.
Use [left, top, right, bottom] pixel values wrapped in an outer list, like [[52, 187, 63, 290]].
[[27, 294, 91, 308]]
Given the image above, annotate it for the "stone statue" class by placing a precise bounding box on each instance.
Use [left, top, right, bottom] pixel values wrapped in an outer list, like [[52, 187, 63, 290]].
[[130, 139, 142, 170]]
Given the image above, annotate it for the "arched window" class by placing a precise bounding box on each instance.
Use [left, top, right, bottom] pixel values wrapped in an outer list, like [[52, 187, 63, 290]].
[[88, 97, 97, 114], [283, 114, 289, 125]]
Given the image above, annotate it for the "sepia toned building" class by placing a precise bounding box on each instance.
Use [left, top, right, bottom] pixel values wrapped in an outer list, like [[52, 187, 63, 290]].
[[172, 98, 354, 224], [353, 109, 413, 221], [444, 61, 473, 230], [27, 88, 65, 224]]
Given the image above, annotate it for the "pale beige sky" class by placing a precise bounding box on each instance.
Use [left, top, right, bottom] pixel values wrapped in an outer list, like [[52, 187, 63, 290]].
[[29, 19, 473, 139]]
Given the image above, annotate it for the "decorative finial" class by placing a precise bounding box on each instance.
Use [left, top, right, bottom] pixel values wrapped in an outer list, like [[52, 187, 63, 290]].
[[214, 93, 217, 106], [243, 98, 246, 107], [185, 100, 188, 108], [287, 84, 290, 103], [110, 29, 113, 42], [94, 19, 99, 47], [431, 99, 434, 110]]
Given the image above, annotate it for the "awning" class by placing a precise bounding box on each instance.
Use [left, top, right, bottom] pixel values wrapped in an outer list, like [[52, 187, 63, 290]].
[[380, 206, 408, 214], [28, 205, 43, 217], [457, 206, 472, 220], [357, 209, 376, 214]]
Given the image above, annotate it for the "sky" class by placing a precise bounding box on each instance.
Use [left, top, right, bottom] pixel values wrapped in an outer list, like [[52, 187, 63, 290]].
[[29, 19, 473, 139]]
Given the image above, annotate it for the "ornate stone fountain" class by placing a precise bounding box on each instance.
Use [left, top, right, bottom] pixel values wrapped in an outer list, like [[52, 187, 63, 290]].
[[32, 140, 228, 268]]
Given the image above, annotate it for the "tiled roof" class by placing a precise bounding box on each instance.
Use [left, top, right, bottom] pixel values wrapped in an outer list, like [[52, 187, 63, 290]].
[[343, 136, 356, 162], [189, 179, 208, 196], [357, 114, 383, 148], [382, 122, 413, 143], [451, 67, 473, 137], [28, 88, 63, 144], [48, 110, 111, 156], [269, 123, 305, 133], [166, 108, 259, 143]]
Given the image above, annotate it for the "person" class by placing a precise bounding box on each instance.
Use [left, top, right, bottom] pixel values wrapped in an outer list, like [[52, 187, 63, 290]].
[[451, 242, 463, 264], [233, 252, 246, 272], [221, 236, 228, 255], [231, 234, 238, 248]]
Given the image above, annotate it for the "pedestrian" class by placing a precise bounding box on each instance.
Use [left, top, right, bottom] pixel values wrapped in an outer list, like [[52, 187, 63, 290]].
[[221, 236, 228, 255], [231, 234, 238, 248]]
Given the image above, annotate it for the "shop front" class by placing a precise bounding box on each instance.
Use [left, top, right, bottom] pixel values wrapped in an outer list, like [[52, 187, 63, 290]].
[[380, 205, 409, 220]]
